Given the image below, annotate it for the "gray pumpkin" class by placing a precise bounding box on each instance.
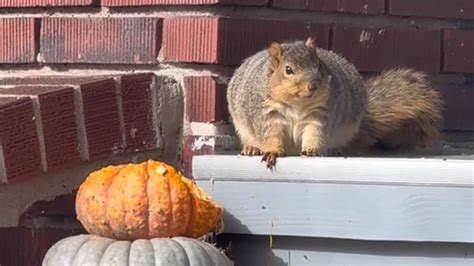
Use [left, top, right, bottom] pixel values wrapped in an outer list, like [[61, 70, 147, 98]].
[[42, 234, 233, 266]]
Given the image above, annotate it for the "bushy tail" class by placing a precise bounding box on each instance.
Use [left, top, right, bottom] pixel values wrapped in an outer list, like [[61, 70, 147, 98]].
[[349, 68, 444, 151]]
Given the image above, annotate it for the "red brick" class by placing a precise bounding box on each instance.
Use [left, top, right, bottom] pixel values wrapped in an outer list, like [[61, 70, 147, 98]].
[[162, 17, 330, 65], [332, 26, 440, 73], [0, 76, 125, 160], [116, 73, 161, 152], [442, 29, 474, 73], [0, 86, 80, 171], [184, 76, 228, 123], [219, 19, 330, 66], [162, 17, 220, 64], [102, 0, 266, 6], [438, 85, 474, 131], [388, 0, 474, 20], [76, 79, 123, 160], [0, 97, 43, 183], [0, 0, 93, 7], [40, 18, 162, 64], [0, 18, 36, 63], [273, 0, 384, 14]]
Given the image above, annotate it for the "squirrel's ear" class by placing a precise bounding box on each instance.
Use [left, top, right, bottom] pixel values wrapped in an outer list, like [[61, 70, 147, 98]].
[[305, 37, 316, 50], [268, 42, 283, 72]]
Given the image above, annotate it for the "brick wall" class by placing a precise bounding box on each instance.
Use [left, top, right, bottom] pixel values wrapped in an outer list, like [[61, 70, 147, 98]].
[[0, 1, 474, 263]]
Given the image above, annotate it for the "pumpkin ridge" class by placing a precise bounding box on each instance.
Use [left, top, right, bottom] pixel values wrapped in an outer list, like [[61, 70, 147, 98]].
[[106, 165, 128, 240], [125, 240, 132, 265], [146, 160, 173, 238], [101, 167, 116, 237], [76, 165, 121, 237], [108, 166, 123, 239], [69, 235, 92, 265], [104, 167, 115, 239], [184, 187, 197, 237], [98, 240, 115, 265], [173, 237, 213, 265], [169, 238, 193, 265], [123, 162, 149, 239]]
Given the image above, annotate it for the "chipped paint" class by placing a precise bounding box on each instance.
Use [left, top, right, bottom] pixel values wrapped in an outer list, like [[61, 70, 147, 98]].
[[192, 136, 216, 151]]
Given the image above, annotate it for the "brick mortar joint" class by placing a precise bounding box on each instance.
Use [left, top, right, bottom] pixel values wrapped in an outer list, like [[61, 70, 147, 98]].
[[0, 6, 473, 29]]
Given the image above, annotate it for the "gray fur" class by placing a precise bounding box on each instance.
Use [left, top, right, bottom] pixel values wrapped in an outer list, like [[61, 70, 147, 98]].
[[227, 40, 367, 154]]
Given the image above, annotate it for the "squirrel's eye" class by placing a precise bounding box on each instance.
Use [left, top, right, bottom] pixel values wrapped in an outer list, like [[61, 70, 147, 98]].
[[285, 65, 294, 76]]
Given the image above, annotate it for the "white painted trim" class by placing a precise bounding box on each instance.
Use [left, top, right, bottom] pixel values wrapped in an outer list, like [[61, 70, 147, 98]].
[[193, 155, 474, 186], [223, 235, 474, 266], [193, 155, 474, 243]]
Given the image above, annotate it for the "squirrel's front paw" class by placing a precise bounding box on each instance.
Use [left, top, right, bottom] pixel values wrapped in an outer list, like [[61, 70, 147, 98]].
[[300, 146, 322, 157], [261, 150, 284, 169]]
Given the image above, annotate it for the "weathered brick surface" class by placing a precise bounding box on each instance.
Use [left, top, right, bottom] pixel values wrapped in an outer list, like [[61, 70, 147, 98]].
[[0, 0, 93, 7], [0, 18, 36, 63], [184, 76, 228, 123], [163, 17, 330, 65], [77, 79, 123, 160], [41, 18, 162, 64], [0, 97, 43, 183], [273, 0, 385, 15], [438, 86, 474, 131], [388, 0, 474, 20], [117, 73, 161, 152], [0, 74, 166, 182], [442, 29, 474, 73], [332, 26, 441, 73], [0, 87, 80, 171], [103, 0, 267, 6]]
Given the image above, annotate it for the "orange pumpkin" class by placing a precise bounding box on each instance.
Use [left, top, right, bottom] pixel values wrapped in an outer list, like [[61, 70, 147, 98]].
[[75, 160, 224, 240]]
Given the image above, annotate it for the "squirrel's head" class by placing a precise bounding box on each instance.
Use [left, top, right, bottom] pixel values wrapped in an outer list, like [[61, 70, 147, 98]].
[[267, 37, 330, 103]]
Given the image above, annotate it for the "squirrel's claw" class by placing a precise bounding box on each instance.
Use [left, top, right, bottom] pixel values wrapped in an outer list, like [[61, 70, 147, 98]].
[[261, 151, 280, 169], [241, 145, 262, 156], [300, 148, 321, 157]]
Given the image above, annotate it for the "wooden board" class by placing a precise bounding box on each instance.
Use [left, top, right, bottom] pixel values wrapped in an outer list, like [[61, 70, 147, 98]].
[[193, 155, 474, 186], [193, 155, 474, 243], [217, 234, 474, 266]]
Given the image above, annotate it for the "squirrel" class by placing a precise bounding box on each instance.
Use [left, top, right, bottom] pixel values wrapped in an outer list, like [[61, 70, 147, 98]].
[[226, 37, 444, 168]]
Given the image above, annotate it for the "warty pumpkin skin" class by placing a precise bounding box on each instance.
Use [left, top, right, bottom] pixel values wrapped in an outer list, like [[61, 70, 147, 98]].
[[75, 160, 224, 240], [42, 234, 233, 266]]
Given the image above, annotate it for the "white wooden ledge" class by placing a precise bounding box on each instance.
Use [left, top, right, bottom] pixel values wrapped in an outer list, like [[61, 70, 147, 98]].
[[193, 155, 474, 243]]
